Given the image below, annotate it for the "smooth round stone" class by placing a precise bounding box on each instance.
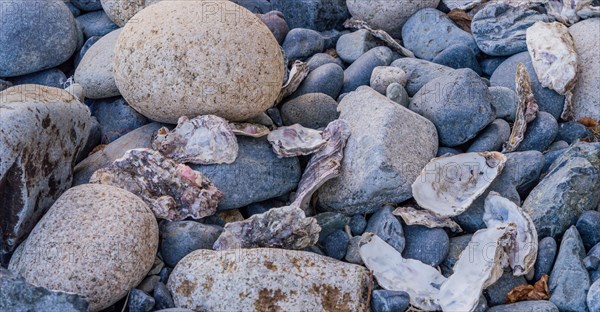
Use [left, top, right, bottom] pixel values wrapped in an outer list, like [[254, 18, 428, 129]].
[[547, 140, 569, 152], [386, 83, 409, 107], [113, 1, 285, 123], [71, 0, 102, 11], [402, 225, 449, 267], [371, 290, 410, 312], [74, 35, 102, 68], [490, 51, 564, 119], [488, 301, 559, 312], [557, 121, 592, 144], [75, 10, 118, 39], [66, 2, 82, 16], [489, 86, 517, 122], [100, 0, 160, 27], [391, 58, 455, 96], [569, 18, 600, 120], [0, 0, 79, 77], [290, 63, 344, 100], [365, 206, 405, 253], [128, 289, 155, 312], [75, 29, 121, 99], [588, 280, 600, 312], [576, 211, 600, 250], [342, 46, 394, 94], [281, 93, 339, 129], [265, 0, 350, 31], [8, 184, 159, 311], [436, 147, 462, 157], [402, 8, 478, 61], [432, 44, 482, 75], [481, 57, 508, 77], [257, 11, 289, 44], [336, 29, 377, 63], [153, 282, 175, 310], [282, 28, 325, 62], [347, 0, 440, 38], [515, 111, 558, 152], [533, 237, 558, 281], [88, 97, 149, 144], [349, 214, 367, 236], [541, 148, 568, 174], [344, 236, 363, 265], [314, 212, 350, 244], [370, 66, 407, 95], [306, 53, 345, 71], [8, 68, 67, 89], [485, 272, 527, 306], [467, 119, 511, 152], [159, 221, 223, 268], [320, 29, 346, 50], [323, 230, 349, 260]]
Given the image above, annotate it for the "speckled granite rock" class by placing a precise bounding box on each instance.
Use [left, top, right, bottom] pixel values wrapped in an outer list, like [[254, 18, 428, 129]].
[[100, 0, 161, 27], [569, 18, 600, 120], [9, 184, 159, 312], [168, 248, 369, 311], [74, 29, 121, 99]]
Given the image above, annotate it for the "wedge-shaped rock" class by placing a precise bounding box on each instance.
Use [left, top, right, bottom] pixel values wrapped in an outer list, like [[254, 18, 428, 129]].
[[484, 192, 538, 276], [412, 152, 507, 217], [168, 248, 370, 311], [90, 148, 222, 221], [267, 124, 326, 157], [393, 206, 462, 232], [439, 223, 517, 312], [359, 233, 447, 311], [152, 115, 238, 164]]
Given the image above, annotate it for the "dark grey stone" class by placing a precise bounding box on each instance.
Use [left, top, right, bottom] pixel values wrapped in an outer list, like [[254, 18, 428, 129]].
[[365, 206, 405, 253], [401, 225, 449, 267], [230, 0, 272, 13], [290, 63, 344, 100], [341, 47, 394, 94], [481, 57, 508, 77], [402, 8, 479, 61], [547, 140, 569, 152], [391, 58, 455, 96], [65, 2, 81, 17], [516, 111, 559, 152], [436, 147, 462, 157], [386, 83, 409, 107], [281, 93, 339, 129], [441, 234, 473, 277], [314, 212, 350, 244], [0, 79, 12, 91], [344, 236, 363, 265], [588, 280, 600, 312], [282, 28, 325, 62], [136, 275, 160, 294], [490, 52, 565, 120], [75, 10, 118, 39], [268, 0, 350, 31], [159, 221, 223, 267], [467, 119, 511, 152], [128, 289, 155, 312], [557, 121, 592, 144], [159, 267, 172, 284], [240, 200, 279, 218], [485, 271, 527, 306], [0, 0, 79, 77], [577, 211, 600, 250], [409, 68, 496, 146], [489, 86, 517, 122], [541, 148, 567, 174], [487, 301, 559, 312], [371, 290, 410, 312], [336, 29, 378, 63], [534, 237, 558, 281], [306, 53, 345, 71], [71, 0, 102, 11], [320, 29, 346, 50], [432, 44, 482, 75], [349, 214, 367, 236], [257, 11, 289, 44], [74, 35, 101, 68], [549, 226, 590, 312], [8, 68, 67, 89], [88, 97, 149, 144], [472, 3, 550, 56], [153, 282, 175, 310], [192, 137, 302, 210], [323, 230, 349, 260], [267, 107, 283, 127]]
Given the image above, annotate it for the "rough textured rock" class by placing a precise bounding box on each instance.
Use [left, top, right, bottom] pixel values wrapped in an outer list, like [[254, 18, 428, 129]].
[[113, 0, 285, 123], [371, 290, 411, 312], [523, 142, 600, 238], [8, 184, 159, 312], [487, 301, 559, 312], [589, 279, 600, 312], [318, 86, 438, 214], [0, 85, 94, 263], [168, 248, 370, 311], [534, 237, 558, 281], [391, 58, 455, 96], [485, 272, 527, 306], [268, 0, 350, 31], [577, 211, 600, 250], [281, 93, 339, 129], [159, 221, 223, 267], [370, 66, 407, 95], [128, 289, 155, 312], [315, 212, 350, 243], [569, 18, 600, 120], [72, 0, 102, 11], [74, 29, 121, 99], [100, 0, 161, 27], [0, 0, 79, 77]]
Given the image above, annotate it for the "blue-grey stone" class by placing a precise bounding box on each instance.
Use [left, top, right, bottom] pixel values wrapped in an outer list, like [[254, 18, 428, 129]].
[[485, 271, 527, 306], [159, 267, 172, 284], [128, 289, 154, 312], [441, 234, 473, 277], [8, 68, 67, 89], [516, 111, 558, 152], [588, 280, 600, 312], [541, 148, 568, 174], [549, 226, 590, 312], [534, 237, 558, 281], [153, 282, 175, 310], [290, 63, 344, 100], [159, 221, 223, 267], [192, 137, 302, 210], [323, 230, 349, 260], [491, 52, 565, 119], [481, 57, 508, 77], [230, 0, 272, 13], [557, 121, 592, 144], [365, 206, 405, 253], [577, 211, 600, 250], [436, 147, 462, 157], [65, 2, 81, 17], [489, 86, 517, 122], [402, 225, 449, 267], [344, 236, 363, 265], [306, 53, 345, 71], [391, 58, 455, 96], [371, 290, 410, 312], [268, 0, 350, 31], [341, 47, 394, 94], [320, 29, 346, 50], [467, 119, 511, 152], [0, 79, 12, 92], [487, 301, 559, 312], [74, 35, 101, 68], [282, 28, 325, 62], [71, 0, 102, 11], [0, 268, 88, 311], [136, 275, 160, 294], [257, 11, 289, 44], [240, 200, 279, 218], [386, 83, 409, 107], [75, 10, 119, 39], [336, 29, 378, 63], [432, 44, 482, 75], [88, 97, 149, 144], [267, 107, 283, 127], [523, 142, 600, 238], [472, 3, 550, 56], [402, 8, 479, 61], [409, 68, 495, 146], [281, 93, 339, 129], [314, 212, 350, 244], [0, 0, 79, 77], [547, 140, 569, 152], [349, 214, 367, 236]]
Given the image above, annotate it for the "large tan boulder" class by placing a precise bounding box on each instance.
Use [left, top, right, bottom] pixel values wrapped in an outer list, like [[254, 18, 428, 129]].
[[113, 0, 285, 123], [569, 18, 600, 120], [100, 0, 161, 27]]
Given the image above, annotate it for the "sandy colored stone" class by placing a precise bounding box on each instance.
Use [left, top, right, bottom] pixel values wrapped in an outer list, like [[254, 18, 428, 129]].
[[168, 248, 369, 311], [9, 184, 159, 312], [100, 0, 161, 27], [74, 29, 121, 99], [113, 0, 285, 123], [569, 18, 600, 120]]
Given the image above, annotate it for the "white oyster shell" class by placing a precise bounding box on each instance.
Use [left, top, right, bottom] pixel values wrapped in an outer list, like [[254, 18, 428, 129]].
[[392, 206, 462, 232], [411, 152, 507, 217], [228, 122, 270, 138], [503, 63, 539, 152], [267, 124, 326, 157]]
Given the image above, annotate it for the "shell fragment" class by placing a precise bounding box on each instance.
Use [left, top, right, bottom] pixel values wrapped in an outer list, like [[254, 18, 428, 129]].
[[267, 124, 326, 157]]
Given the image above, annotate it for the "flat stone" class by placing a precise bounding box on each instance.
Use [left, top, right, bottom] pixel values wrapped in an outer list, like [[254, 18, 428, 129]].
[[391, 58, 455, 96], [88, 97, 149, 144], [371, 290, 410, 312], [75, 10, 118, 39], [8, 68, 67, 89], [282, 28, 325, 62], [487, 301, 559, 312], [401, 225, 449, 267], [576, 211, 600, 250], [341, 46, 394, 94], [289, 63, 344, 100], [467, 119, 511, 152], [318, 86, 438, 214], [515, 111, 558, 152], [569, 18, 600, 120], [159, 221, 223, 268], [432, 44, 482, 75], [548, 141, 570, 152], [365, 206, 405, 253], [534, 236, 558, 281], [336, 29, 378, 63], [557, 121, 592, 144]]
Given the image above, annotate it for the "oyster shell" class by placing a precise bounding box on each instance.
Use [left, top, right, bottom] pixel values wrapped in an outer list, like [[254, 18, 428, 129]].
[[267, 124, 326, 158], [343, 18, 415, 58], [359, 233, 447, 311], [439, 223, 517, 312], [90, 148, 222, 221], [276, 60, 309, 104], [228, 122, 270, 138], [411, 152, 507, 217], [545, 0, 600, 25], [152, 115, 238, 164], [212, 205, 320, 251], [483, 192, 538, 276], [392, 206, 463, 232], [503, 63, 538, 153], [290, 120, 351, 215]]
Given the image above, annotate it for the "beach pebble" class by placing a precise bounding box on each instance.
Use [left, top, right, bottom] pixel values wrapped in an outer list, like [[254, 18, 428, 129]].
[[370, 66, 407, 95], [282, 28, 325, 62], [159, 221, 223, 268], [281, 93, 339, 129], [336, 29, 377, 63], [74, 29, 121, 99], [290, 63, 344, 100], [342, 46, 394, 94]]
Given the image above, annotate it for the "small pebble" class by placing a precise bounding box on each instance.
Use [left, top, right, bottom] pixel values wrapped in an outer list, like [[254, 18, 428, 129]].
[[153, 282, 175, 310], [371, 290, 410, 312], [128, 289, 155, 312], [385, 82, 409, 107], [349, 214, 367, 236], [365, 205, 405, 253], [323, 230, 349, 260], [576, 211, 600, 250], [344, 236, 363, 265]]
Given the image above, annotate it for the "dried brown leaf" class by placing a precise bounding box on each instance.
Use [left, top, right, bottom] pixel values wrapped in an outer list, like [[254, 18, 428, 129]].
[[506, 274, 550, 304], [448, 9, 473, 33]]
